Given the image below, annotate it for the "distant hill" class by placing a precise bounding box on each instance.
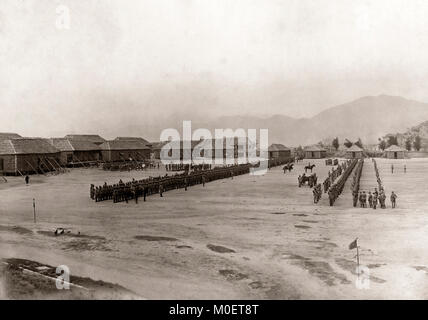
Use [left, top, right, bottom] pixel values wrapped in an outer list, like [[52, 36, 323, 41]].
[[383, 120, 428, 151], [88, 95, 428, 147], [192, 95, 428, 147]]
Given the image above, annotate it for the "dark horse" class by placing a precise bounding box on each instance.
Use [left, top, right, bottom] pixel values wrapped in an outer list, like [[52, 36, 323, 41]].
[[305, 164, 316, 173], [283, 163, 294, 173]]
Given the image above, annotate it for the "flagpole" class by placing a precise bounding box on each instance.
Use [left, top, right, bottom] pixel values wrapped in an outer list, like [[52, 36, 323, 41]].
[[356, 245, 359, 267]]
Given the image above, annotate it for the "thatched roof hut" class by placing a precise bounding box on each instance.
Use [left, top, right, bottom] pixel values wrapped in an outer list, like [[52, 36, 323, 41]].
[[384, 145, 406, 159], [345, 144, 364, 159], [268, 143, 291, 159]]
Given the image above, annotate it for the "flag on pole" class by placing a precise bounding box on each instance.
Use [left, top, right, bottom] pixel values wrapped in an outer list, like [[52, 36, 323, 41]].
[[349, 238, 358, 250]]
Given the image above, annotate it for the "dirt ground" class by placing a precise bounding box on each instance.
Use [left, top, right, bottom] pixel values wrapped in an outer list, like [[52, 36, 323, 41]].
[[1, 158, 428, 299]]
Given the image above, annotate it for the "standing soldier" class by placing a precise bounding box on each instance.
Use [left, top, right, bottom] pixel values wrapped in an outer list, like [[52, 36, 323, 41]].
[[90, 184, 95, 199], [391, 164, 394, 174], [159, 183, 164, 197], [404, 164, 406, 173], [143, 184, 147, 201], [25, 175, 30, 185], [359, 192, 364, 208], [372, 192, 378, 209], [352, 190, 358, 207], [368, 192, 373, 208], [379, 192, 386, 209], [134, 186, 139, 204], [362, 191, 367, 208], [390, 191, 397, 208], [328, 187, 335, 206], [202, 174, 206, 187]]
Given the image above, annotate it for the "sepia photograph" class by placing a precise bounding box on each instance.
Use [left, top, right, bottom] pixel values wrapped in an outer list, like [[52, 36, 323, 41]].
[[1, 0, 428, 308]]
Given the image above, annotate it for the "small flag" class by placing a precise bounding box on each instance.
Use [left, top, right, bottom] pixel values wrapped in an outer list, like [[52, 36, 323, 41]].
[[349, 238, 358, 250]]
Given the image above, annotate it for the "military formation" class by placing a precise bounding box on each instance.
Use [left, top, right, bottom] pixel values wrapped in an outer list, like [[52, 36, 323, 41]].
[[102, 161, 148, 171], [165, 163, 212, 172], [90, 163, 252, 203], [327, 159, 357, 206], [351, 159, 364, 207], [312, 183, 322, 203], [322, 162, 345, 193]]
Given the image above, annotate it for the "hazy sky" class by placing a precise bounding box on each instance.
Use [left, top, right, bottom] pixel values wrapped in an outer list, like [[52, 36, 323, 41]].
[[2, 0, 428, 138]]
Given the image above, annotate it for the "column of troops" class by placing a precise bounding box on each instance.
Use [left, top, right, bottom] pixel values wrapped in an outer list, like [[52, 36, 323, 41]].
[[370, 158, 387, 209], [373, 159, 384, 193], [165, 163, 212, 172], [102, 161, 148, 171], [90, 163, 252, 203], [351, 159, 364, 207], [327, 159, 358, 206], [322, 161, 345, 193], [312, 183, 322, 203]]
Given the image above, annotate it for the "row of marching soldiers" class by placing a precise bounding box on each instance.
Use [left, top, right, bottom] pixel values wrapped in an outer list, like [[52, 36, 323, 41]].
[[165, 163, 212, 172], [327, 159, 357, 206], [322, 162, 344, 193], [351, 159, 365, 207], [90, 163, 251, 203], [314, 160, 349, 204]]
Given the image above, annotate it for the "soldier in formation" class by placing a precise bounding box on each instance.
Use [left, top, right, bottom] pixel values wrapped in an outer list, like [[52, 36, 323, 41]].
[[368, 192, 373, 208], [312, 183, 322, 203], [326, 159, 358, 206], [390, 191, 397, 208], [91, 163, 252, 203], [373, 188, 378, 209]]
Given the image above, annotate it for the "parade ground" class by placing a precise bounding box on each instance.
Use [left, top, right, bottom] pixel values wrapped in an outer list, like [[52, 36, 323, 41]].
[[1, 158, 428, 299]]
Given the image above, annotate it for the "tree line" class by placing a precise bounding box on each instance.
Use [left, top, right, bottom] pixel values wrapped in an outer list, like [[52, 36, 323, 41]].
[[378, 134, 422, 151], [328, 135, 422, 151]]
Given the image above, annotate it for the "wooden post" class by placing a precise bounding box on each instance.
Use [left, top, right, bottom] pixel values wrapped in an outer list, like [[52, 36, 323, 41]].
[[33, 198, 36, 223]]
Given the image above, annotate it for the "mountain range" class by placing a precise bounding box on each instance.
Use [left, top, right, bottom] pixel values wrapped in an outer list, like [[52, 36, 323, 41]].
[[192, 95, 428, 147], [83, 94, 428, 147]]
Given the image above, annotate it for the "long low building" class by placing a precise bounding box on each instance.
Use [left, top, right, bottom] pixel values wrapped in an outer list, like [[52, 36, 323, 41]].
[[114, 136, 149, 144], [49, 138, 101, 166], [304, 145, 327, 159], [100, 140, 151, 162], [0, 138, 61, 175], [64, 134, 106, 146], [0, 132, 22, 140]]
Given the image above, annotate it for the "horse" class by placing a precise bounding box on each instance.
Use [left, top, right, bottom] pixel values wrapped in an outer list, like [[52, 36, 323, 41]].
[[305, 164, 316, 173], [283, 163, 294, 173]]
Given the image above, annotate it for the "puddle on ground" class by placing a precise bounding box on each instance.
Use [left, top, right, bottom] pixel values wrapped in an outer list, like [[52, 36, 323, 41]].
[[207, 244, 235, 253]]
